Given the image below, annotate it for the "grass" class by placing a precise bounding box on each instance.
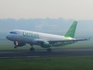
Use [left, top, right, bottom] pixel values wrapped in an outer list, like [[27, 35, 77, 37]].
[[1, 56, 93, 70], [0, 40, 93, 70]]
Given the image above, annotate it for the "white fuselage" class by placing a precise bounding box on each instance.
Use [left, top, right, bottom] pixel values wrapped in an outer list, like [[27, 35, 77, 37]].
[[6, 29, 66, 45]]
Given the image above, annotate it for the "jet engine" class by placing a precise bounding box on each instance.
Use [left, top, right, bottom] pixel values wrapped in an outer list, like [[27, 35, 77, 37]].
[[40, 41, 51, 48], [14, 41, 26, 47]]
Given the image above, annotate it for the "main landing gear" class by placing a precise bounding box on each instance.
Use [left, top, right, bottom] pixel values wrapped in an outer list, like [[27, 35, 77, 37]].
[[30, 44, 35, 52], [30, 48, 35, 52], [29, 44, 52, 52], [47, 48, 52, 52]]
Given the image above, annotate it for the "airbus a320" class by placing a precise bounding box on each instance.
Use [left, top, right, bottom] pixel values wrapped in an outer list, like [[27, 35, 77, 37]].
[[6, 21, 89, 52]]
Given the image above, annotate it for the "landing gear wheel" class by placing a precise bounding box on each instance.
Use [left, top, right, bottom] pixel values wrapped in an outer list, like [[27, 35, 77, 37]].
[[14, 46, 17, 49], [47, 48, 52, 52], [30, 48, 35, 52]]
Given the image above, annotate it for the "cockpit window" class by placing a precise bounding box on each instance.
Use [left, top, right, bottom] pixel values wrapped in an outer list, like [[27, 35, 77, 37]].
[[10, 31, 17, 34]]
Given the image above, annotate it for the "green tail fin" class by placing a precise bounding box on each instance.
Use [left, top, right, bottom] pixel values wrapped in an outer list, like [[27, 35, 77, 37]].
[[65, 21, 77, 38]]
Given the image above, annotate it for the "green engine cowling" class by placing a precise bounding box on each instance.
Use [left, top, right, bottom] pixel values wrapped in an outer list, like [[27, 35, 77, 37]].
[[40, 41, 51, 48]]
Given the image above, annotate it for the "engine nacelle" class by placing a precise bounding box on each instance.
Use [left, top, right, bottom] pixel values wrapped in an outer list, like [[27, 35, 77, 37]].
[[40, 41, 51, 48], [14, 41, 26, 47]]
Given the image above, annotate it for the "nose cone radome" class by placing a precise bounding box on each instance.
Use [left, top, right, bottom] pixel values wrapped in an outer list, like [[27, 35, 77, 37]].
[[6, 34, 11, 40]]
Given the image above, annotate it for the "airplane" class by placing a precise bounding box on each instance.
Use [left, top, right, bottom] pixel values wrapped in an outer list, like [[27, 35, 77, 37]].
[[6, 21, 89, 52]]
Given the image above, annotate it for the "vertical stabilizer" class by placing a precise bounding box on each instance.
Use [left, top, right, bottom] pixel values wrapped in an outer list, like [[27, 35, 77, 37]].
[[65, 21, 77, 38]]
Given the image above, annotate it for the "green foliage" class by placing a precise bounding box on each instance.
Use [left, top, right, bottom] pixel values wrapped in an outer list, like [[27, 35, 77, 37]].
[[1, 56, 93, 70]]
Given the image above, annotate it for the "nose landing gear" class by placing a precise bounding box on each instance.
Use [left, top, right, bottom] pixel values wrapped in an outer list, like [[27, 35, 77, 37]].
[[14, 45, 17, 49]]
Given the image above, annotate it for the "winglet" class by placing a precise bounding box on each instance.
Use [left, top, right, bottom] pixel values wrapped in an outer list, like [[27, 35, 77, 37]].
[[65, 21, 77, 38]]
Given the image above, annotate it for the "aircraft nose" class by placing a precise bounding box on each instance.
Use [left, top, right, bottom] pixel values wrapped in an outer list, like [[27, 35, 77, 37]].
[[6, 34, 11, 40]]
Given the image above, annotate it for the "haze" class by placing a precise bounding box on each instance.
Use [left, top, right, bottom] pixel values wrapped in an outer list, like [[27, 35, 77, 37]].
[[0, 0, 93, 20]]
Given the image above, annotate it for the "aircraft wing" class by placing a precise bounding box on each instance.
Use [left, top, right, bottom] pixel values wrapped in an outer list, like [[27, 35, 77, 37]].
[[48, 38, 90, 43], [34, 38, 90, 43]]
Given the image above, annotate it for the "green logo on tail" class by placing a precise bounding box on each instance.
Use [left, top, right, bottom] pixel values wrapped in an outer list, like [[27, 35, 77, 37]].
[[65, 21, 77, 38]]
